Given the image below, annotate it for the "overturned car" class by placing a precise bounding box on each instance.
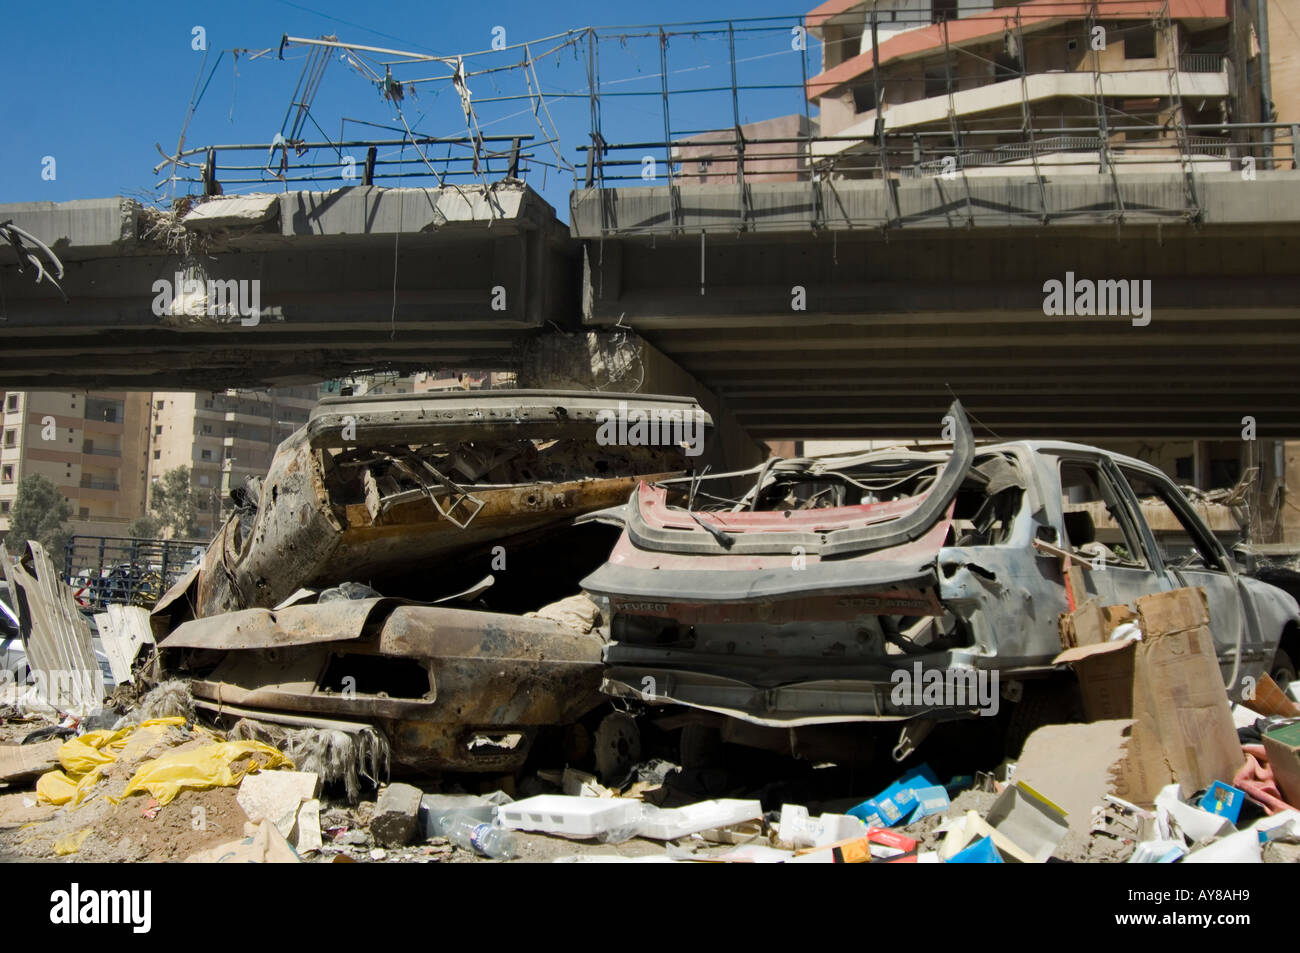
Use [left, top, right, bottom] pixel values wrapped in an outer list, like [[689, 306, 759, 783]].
[[582, 401, 1300, 761], [152, 390, 711, 774]]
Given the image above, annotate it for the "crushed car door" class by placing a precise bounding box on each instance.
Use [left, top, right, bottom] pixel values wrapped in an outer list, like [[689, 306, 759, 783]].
[[1055, 457, 1167, 609], [1115, 464, 1257, 679]]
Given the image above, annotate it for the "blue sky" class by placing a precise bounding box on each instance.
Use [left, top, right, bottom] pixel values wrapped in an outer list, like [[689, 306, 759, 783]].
[[1, 0, 819, 219]]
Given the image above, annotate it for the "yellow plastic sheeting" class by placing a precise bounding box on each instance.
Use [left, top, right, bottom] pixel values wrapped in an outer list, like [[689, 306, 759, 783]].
[[52, 828, 92, 856], [118, 741, 293, 806], [36, 718, 187, 806]]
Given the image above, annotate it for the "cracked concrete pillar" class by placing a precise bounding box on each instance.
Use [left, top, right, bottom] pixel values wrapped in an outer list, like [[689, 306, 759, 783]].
[[516, 329, 767, 473]]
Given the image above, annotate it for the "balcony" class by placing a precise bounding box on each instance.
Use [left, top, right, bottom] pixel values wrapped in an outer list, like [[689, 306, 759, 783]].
[[815, 69, 1230, 156], [1179, 53, 1225, 74], [81, 442, 121, 457], [79, 477, 120, 491]]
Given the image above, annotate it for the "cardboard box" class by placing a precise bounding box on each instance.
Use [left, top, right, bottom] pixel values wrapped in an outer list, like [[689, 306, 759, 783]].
[[1058, 599, 1137, 650], [1263, 721, 1300, 810], [1054, 588, 1243, 805], [1198, 781, 1245, 824], [984, 782, 1069, 863]]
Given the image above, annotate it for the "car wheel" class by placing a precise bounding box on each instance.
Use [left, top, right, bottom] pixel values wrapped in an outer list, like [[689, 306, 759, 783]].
[[1271, 648, 1297, 694], [594, 711, 642, 785]]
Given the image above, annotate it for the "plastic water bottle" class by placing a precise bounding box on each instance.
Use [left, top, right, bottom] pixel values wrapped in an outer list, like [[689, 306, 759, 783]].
[[439, 812, 516, 859]]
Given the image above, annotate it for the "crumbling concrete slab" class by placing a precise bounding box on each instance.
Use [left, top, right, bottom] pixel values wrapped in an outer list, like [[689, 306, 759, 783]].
[[372, 782, 423, 847], [236, 771, 320, 838]]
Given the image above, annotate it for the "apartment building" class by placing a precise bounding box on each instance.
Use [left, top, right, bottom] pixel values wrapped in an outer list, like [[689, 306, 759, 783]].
[[805, 0, 1262, 176], [148, 388, 318, 537], [0, 391, 151, 540]]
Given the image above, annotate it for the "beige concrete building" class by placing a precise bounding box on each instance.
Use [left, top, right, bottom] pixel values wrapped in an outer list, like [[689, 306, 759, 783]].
[[806, 0, 1258, 177], [673, 114, 816, 185], [148, 388, 318, 537], [1267, 0, 1299, 164], [0, 390, 152, 541]]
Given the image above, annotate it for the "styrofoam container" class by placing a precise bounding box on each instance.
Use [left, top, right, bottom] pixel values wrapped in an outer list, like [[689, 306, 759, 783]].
[[498, 794, 643, 837], [637, 799, 763, 841]]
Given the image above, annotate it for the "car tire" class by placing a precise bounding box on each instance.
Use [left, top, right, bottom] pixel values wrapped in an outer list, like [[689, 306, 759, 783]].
[[593, 711, 642, 785], [1271, 648, 1297, 694]]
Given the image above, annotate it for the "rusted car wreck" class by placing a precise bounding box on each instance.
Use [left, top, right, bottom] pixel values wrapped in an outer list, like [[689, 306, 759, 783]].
[[152, 390, 711, 774], [581, 401, 1300, 763]]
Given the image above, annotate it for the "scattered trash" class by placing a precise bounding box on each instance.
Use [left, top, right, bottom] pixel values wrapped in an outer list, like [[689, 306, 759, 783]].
[[847, 763, 938, 827], [117, 738, 292, 805], [499, 794, 643, 839], [947, 835, 1003, 864], [184, 820, 302, 864], [983, 782, 1069, 863], [636, 799, 764, 841], [1198, 781, 1246, 824]]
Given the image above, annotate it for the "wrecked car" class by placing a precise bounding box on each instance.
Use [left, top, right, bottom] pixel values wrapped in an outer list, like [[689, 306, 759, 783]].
[[152, 390, 712, 774], [581, 401, 1300, 762], [160, 389, 708, 619]]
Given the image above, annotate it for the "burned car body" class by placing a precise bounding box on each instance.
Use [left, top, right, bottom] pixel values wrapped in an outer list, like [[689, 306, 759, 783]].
[[164, 390, 706, 619], [582, 401, 1300, 754], [152, 390, 712, 773], [159, 598, 606, 773]]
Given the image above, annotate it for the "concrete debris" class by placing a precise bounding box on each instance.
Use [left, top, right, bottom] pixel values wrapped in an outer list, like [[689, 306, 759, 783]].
[[236, 770, 320, 838], [2, 388, 1298, 871], [371, 782, 424, 847]]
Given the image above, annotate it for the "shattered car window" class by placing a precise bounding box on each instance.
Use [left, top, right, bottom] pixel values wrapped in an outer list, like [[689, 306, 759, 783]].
[[1059, 460, 1146, 568]]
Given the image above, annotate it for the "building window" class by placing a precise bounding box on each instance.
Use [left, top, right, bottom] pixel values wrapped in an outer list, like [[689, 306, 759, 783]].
[[201, 424, 213, 435], [1124, 25, 1157, 59], [198, 474, 211, 487], [224, 448, 234, 459], [931, 0, 957, 24], [204, 399, 214, 409], [4, 395, 17, 412], [2, 429, 14, 448], [153, 450, 161, 460], [924, 67, 950, 99], [200, 449, 213, 461], [0, 501, 9, 514], [1, 465, 13, 483], [155, 400, 165, 410], [155, 425, 163, 435]]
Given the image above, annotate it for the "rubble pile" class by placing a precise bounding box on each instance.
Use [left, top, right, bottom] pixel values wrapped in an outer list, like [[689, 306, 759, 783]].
[[3, 392, 1300, 863]]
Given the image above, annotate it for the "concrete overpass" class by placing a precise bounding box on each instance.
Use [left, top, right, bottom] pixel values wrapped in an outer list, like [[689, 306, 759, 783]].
[[3, 171, 1300, 441], [0, 184, 576, 389]]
